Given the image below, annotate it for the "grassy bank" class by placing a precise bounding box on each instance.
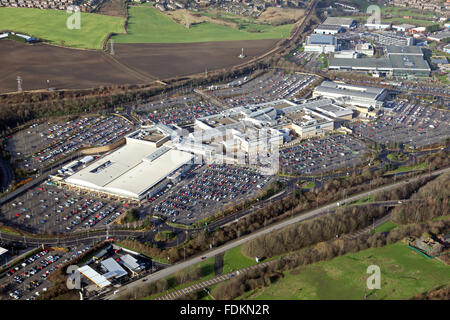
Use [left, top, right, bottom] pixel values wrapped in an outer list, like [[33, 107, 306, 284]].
[[0, 7, 124, 49], [112, 5, 292, 44], [242, 242, 450, 300]]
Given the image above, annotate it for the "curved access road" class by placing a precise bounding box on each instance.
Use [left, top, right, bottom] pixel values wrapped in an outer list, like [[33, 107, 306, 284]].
[[101, 166, 449, 300]]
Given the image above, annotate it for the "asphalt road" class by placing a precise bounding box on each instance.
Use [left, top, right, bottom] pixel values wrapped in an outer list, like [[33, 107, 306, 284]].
[[101, 166, 449, 300]]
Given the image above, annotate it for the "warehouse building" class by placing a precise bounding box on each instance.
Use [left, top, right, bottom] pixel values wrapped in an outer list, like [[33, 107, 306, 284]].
[[314, 24, 343, 35], [289, 119, 334, 138], [355, 43, 374, 56], [307, 103, 354, 120], [64, 130, 193, 201], [427, 31, 450, 42], [322, 17, 356, 29], [362, 31, 414, 46], [364, 21, 392, 30], [312, 81, 387, 108], [329, 45, 430, 77], [304, 34, 338, 53], [392, 24, 416, 32]]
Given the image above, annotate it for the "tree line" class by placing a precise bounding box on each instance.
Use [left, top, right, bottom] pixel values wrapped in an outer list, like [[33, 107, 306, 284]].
[[242, 205, 390, 258], [210, 218, 450, 300], [390, 172, 449, 225], [119, 151, 448, 265]]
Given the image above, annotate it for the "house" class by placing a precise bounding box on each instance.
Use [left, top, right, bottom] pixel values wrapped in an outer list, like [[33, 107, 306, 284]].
[[413, 236, 444, 257]]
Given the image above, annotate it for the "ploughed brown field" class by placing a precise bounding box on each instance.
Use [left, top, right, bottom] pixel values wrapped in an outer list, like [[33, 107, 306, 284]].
[[0, 38, 278, 93], [112, 39, 279, 80], [0, 40, 145, 92]]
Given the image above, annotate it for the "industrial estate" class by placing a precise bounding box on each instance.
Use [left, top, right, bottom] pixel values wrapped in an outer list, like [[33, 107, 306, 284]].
[[0, 0, 449, 305]]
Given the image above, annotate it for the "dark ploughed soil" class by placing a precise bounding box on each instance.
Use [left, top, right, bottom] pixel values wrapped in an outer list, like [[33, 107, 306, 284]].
[[96, 0, 127, 17], [113, 39, 279, 80], [0, 38, 278, 93], [0, 40, 145, 92]]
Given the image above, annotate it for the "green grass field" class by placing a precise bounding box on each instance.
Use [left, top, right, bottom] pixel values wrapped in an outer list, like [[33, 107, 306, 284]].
[[0, 7, 124, 49], [337, 14, 434, 27], [242, 242, 450, 300], [382, 17, 435, 27], [301, 181, 316, 189], [371, 220, 398, 233], [223, 245, 257, 274], [347, 195, 374, 206], [142, 256, 216, 300], [154, 230, 177, 242], [387, 152, 408, 162], [381, 6, 434, 18], [385, 162, 427, 175], [112, 5, 292, 44]]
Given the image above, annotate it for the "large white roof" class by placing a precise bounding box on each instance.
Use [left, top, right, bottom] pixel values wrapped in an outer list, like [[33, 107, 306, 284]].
[[0, 247, 8, 256], [66, 139, 193, 199], [78, 265, 111, 288]]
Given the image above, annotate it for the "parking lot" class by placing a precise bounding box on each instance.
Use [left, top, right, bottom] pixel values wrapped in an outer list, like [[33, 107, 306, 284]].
[[0, 179, 131, 234], [0, 244, 91, 300], [145, 164, 270, 224], [209, 70, 317, 107], [5, 115, 135, 172], [288, 51, 316, 68], [350, 102, 450, 148], [136, 94, 223, 126], [280, 134, 368, 175]]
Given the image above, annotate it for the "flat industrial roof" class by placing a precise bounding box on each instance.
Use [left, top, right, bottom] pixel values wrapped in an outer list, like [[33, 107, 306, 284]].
[[66, 139, 193, 199], [120, 254, 140, 271], [78, 265, 111, 288], [101, 258, 128, 279], [323, 17, 355, 26], [0, 247, 8, 256], [329, 53, 430, 72], [315, 24, 342, 31], [315, 104, 354, 117], [309, 34, 336, 45], [428, 31, 450, 40], [385, 45, 423, 55], [329, 57, 392, 70], [392, 24, 416, 30], [389, 54, 431, 71], [314, 81, 385, 100], [281, 98, 333, 114]]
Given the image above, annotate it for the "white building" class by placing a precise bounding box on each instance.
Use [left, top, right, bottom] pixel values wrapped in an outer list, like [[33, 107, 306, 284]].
[[304, 34, 338, 53], [334, 50, 359, 59], [392, 24, 415, 32], [65, 132, 193, 201], [314, 24, 343, 35], [355, 43, 374, 56], [313, 81, 387, 109], [365, 22, 391, 30], [323, 17, 356, 29]]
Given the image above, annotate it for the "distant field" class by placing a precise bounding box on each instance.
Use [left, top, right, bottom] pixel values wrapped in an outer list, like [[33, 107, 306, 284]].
[[381, 6, 434, 18], [382, 17, 435, 27], [112, 5, 293, 44], [0, 7, 124, 49], [243, 242, 450, 300]]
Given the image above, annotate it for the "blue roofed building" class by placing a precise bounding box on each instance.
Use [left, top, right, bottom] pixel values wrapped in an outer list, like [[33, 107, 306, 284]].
[[304, 34, 338, 53]]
